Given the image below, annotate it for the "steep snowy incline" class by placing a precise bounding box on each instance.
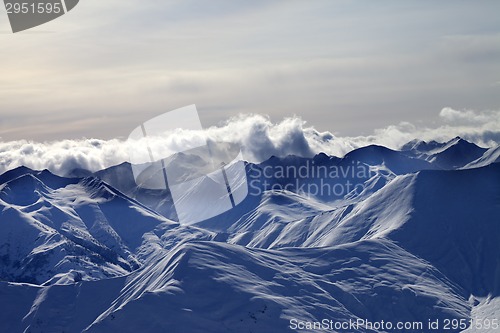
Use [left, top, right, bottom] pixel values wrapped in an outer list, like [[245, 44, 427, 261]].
[[0, 240, 470, 333], [0, 170, 213, 285], [427, 137, 488, 169], [212, 169, 415, 250], [342, 145, 434, 174], [82, 145, 434, 225], [0, 277, 128, 333], [223, 190, 334, 248], [400, 139, 447, 154], [462, 145, 500, 169], [0, 139, 498, 332], [94, 162, 179, 221], [387, 164, 500, 297], [401, 137, 489, 169], [290, 164, 500, 296], [208, 163, 500, 299], [0, 166, 80, 189], [0, 174, 130, 284]]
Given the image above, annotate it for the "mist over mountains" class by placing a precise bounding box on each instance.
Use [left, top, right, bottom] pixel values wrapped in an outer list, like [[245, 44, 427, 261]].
[[0, 137, 499, 332], [1, 108, 499, 177]]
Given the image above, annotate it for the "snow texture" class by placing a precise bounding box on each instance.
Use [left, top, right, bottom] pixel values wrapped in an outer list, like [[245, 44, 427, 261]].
[[0, 137, 498, 332]]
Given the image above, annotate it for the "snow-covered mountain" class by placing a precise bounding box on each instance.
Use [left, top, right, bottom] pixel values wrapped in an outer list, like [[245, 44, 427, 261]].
[[401, 136, 489, 169], [0, 240, 472, 333], [0, 137, 498, 332], [0, 169, 212, 285], [462, 145, 500, 169]]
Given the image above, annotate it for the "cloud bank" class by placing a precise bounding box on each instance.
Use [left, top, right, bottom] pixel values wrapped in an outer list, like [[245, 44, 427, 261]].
[[1, 2, 499, 141], [1, 108, 498, 176]]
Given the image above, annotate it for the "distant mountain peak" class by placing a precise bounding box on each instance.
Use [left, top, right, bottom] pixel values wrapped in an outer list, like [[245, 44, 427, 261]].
[[0, 165, 35, 184], [401, 139, 446, 153], [312, 152, 340, 164]]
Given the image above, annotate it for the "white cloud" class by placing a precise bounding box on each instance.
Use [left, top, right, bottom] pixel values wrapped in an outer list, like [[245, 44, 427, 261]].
[[1, 2, 500, 141], [0, 108, 499, 176], [0, 139, 130, 176], [439, 107, 496, 124], [345, 108, 500, 149]]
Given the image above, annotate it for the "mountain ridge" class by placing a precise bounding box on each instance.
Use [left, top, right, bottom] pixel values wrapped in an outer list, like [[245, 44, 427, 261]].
[[0, 137, 498, 332]]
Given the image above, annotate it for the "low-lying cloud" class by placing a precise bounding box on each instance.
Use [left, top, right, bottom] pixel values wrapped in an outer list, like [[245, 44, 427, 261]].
[[1, 108, 498, 176]]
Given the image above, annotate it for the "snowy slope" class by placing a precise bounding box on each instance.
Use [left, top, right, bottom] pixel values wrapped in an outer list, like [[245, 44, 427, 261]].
[[87, 147, 426, 223], [0, 240, 471, 333], [401, 137, 488, 169], [462, 145, 500, 169], [342, 145, 435, 174], [210, 163, 500, 269], [400, 139, 447, 154], [428, 137, 488, 169], [94, 162, 179, 220], [0, 138, 499, 333], [0, 169, 213, 285]]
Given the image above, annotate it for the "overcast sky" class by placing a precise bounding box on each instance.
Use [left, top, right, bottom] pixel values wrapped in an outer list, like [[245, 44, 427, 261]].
[[0, 0, 499, 141]]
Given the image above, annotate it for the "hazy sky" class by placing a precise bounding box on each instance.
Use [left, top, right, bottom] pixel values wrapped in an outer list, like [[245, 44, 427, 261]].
[[1, 0, 499, 141]]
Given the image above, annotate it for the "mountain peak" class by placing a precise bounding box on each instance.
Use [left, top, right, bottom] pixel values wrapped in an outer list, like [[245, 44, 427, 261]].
[[447, 136, 465, 145], [441, 136, 484, 151], [401, 139, 446, 153], [429, 137, 488, 169], [312, 152, 339, 164], [0, 165, 35, 184], [0, 173, 51, 206]]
